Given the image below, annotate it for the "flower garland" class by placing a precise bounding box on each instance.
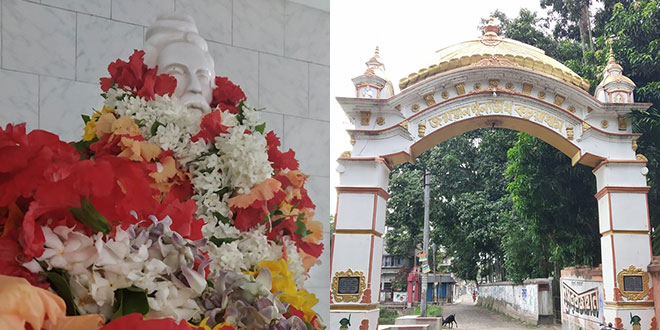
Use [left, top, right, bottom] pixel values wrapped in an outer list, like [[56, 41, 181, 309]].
[[0, 49, 324, 330]]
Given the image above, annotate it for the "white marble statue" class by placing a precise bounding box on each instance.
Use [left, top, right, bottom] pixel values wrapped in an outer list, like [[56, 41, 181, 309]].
[[144, 14, 215, 115]]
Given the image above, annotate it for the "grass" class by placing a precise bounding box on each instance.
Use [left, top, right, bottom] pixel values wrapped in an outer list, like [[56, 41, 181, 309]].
[[379, 307, 399, 325], [413, 304, 443, 317]]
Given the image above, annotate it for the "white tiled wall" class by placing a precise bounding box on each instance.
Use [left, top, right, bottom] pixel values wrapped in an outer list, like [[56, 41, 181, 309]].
[[0, 0, 330, 323]]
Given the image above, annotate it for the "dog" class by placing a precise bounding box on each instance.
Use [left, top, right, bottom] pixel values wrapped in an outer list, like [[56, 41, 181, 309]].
[[441, 314, 457, 328]]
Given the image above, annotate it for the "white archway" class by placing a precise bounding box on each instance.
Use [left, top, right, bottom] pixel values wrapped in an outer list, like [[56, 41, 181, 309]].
[[330, 33, 653, 329]]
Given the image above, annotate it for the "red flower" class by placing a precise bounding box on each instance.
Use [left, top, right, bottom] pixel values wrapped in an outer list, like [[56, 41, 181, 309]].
[[101, 313, 194, 330], [211, 76, 246, 114], [100, 50, 176, 100], [191, 110, 228, 143], [265, 131, 299, 171]]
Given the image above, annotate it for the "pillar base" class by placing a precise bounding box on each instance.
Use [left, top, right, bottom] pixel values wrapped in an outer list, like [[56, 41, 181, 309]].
[[330, 308, 378, 330]]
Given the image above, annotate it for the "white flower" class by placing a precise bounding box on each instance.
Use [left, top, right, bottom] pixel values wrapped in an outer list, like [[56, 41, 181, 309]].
[[214, 126, 272, 192], [38, 226, 97, 275]]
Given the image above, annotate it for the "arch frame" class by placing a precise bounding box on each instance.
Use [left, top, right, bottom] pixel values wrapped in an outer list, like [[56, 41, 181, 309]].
[[331, 64, 653, 329]]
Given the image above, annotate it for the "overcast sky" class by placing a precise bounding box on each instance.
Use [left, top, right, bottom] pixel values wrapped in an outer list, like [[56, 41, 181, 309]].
[[329, 1, 546, 214]]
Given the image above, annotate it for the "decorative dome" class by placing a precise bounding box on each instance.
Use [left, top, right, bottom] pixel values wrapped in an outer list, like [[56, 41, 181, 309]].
[[398, 16, 590, 90]]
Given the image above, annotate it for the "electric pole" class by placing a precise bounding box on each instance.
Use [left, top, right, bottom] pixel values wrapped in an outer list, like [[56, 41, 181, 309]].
[[420, 168, 430, 316]]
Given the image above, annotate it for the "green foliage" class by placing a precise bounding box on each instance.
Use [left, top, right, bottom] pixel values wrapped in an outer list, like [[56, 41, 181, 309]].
[[413, 304, 443, 317], [111, 286, 150, 320], [69, 196, 111, 234], [379, 307, 399, 325], [43, 269, 80, 316]]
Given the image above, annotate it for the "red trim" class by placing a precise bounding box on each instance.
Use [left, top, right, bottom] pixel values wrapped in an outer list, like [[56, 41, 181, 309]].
[[594, 186, 651, 200], [367, 235, 375, 300], [592, 159, 648, 174], [336, 186, 391, 200], [371, 194, 378, 231], [608, 192, 617, 290]]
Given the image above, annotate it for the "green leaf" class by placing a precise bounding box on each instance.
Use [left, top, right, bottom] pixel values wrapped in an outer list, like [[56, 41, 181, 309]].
[[69, 196, 111, 234], [134, 118, 146, 128], [100, 92, 107, 99], [73, 138, 97, 156], [305, 321, 313, 330], [43, 270, 80, 316], [215, 187, 231, 198], [209, 236, 238, 246], [255, 122, 266, 134], [212, 211, 231, 224], [81, 114, 91, 124], [111, 287, 149, 320], [150, 120, 164, 136]]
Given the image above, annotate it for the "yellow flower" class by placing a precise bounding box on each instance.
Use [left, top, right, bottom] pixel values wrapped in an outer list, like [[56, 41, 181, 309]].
[[190, 317, 236, 330], [252, 259, 319, 323], [82, 106, 114, 141]]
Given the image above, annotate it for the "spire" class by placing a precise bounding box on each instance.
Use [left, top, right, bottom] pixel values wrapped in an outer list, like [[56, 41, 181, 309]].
[[482, 12, 500, 37], [594, 37, 635, 103]]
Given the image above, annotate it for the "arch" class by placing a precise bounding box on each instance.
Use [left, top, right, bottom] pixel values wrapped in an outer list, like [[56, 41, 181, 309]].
[[331, 42, 653, 329]]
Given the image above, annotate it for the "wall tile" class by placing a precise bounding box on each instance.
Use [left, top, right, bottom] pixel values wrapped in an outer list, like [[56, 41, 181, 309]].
[[0, 69, 39, 130], [2, 0, 75, 79], [233, 0, 284, 55], [259, 111, 284, 140], [284, 2, 329, 65], [112, 0, 174, 27], [207, 42, 258, 104], [306, 175, 330, 232], [77, 14, 143, 84], [39, 76, 101, 142], [41, 0, 111, 17], [283, 116, 329, 177], [259, 54, 308, 117], [175, 0, 231, 44], [309, 64, 329, 121]]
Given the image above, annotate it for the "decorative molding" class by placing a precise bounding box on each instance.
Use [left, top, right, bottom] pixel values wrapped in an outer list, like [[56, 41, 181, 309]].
[[399, 120, 409, 130], [505, 82, 514, 90], [340, 151, 351, 158], [582, 122, 592, 133], [423, 93, 436, 106], [395, 104, 401, 111], [376, 117, 385, 126], [488, 79, 499, 88], [566, 126, 574, 140], [522, 83, 533, 95], [411, 104, 420, 113], [538, 91, 546, 99], [441, 91, 449, 99], [594, 186, 650, 200], [637, 154, 648, 161], [360, 111, 371, 126], [336, 186, 391, 200], [350, 135, 355, 145], [601, 230, 650, 237], [331, 269, 367, 303], [618, 116, 627, 131], [330, 303, 379, 311], [601, 120, 609, 128], [418, 122, 426, 137], [454, 83, 465, 95], [632, 138, 638, 151], [554, 94, 566, 106], [587, 106, 593, 113], [604, 301, 655, 308], [335, 229, 383, 237], [617, 265, 650, 301], [568, 105, 576, 113], [473, 82, 482, 90]]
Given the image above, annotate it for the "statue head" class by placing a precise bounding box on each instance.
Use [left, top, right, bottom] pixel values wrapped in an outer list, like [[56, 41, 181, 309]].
[[144, 14, 215, 115]]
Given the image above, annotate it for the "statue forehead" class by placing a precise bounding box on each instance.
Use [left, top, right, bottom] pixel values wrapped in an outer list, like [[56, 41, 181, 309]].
[[157, 41, 213, 71]]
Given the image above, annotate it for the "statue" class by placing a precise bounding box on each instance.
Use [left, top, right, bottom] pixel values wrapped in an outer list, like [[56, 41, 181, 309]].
[[144, 14, 215, 115]]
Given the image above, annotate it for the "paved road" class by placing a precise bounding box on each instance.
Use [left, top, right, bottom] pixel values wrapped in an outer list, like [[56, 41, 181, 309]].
[[439, 295, 559, 330]]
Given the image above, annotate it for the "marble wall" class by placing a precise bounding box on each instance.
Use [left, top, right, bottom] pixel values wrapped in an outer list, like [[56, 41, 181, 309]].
[[0, 0, 330, 322]]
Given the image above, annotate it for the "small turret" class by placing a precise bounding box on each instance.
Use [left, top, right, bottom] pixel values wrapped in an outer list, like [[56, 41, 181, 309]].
[[594, 42, 636, 103], [352, 47, 394, 99]]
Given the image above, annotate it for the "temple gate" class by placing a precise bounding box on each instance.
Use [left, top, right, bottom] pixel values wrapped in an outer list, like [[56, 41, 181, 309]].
[[331, 19, 654, 329]]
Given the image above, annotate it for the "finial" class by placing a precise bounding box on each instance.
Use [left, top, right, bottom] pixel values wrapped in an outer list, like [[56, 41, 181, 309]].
[[375, 46, 380, 57], [482, 12, 500, 37], [488, 12, 495, 25]]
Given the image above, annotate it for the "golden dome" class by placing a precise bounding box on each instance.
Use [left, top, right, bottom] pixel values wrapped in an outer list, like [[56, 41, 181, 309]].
[[398, 22, 590, 91]]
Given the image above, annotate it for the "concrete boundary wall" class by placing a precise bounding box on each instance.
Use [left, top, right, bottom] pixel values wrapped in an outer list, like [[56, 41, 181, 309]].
[[560, 266, 604, 330], [477, 279, 554, 324]]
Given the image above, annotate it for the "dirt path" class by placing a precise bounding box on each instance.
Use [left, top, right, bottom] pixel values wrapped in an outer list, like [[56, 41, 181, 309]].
[[438, 295, 559, 330]]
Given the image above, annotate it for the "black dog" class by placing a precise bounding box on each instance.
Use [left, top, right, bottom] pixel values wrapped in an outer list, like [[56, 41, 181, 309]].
[[442, 314, 457, 328]]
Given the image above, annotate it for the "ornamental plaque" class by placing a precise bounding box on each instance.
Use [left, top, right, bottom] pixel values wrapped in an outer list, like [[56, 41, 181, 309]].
[[332, 269, 366, 303], [617, 265, 649, 300]]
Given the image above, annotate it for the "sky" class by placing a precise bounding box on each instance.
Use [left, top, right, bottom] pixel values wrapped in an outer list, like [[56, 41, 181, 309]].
[[329, 1, 546, 214]]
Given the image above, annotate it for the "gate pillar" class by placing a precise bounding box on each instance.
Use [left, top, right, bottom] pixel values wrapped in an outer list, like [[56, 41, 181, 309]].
[[593, 160, 655, 328], [330, 157, 391, 330]]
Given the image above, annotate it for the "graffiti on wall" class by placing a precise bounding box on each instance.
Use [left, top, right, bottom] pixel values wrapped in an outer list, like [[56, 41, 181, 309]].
[[562, 283, 600, 318]]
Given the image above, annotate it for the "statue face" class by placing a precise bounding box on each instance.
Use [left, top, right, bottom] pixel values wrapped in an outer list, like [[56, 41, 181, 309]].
[[156, 41, 214, 115]]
